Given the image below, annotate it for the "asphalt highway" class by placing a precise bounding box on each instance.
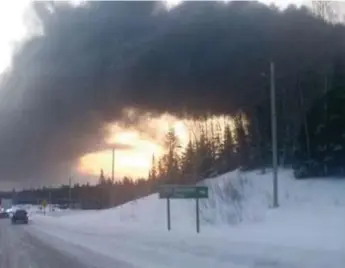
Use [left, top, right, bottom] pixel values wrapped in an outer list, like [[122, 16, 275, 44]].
[[0, 219, 129, 268]]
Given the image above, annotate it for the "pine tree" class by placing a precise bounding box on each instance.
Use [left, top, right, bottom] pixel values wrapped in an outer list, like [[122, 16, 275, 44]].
[[150, 154, 157, 181], [234, 113, 250, 169], [196, 128, 214, 179], [180, 140, 196, 183], [219, 123, 236, 173], [98, 169, 106, 185], [163, 128, 181, 184], [97, 169, 109, 208], [210, 119, 222, 175], [295, 58, 345, 177], [157, 158, 166, 182], [149, 154, 160, 191]]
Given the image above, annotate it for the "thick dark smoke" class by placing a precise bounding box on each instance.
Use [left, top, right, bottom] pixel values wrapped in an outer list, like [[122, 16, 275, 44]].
[[0, 1, 344, 185]]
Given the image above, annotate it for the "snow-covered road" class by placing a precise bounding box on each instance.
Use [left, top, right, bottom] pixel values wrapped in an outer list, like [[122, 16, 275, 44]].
[[1, 215, 343, 268], [0, 219, 88, 268], [0, 219, 133, 268], [29, 214, 345, 268]]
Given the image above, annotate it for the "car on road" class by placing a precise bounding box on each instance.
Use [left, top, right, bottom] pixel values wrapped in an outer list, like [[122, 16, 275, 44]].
[[6, 207, 15, 218], [11, 209, 29, 224]]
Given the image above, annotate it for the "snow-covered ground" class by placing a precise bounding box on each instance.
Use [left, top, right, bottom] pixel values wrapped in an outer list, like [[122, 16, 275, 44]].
[[29, 169, 345, 268]]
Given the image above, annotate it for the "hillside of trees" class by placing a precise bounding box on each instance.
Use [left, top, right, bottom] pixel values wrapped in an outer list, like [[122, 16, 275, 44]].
[[5, 172, 155, 209]]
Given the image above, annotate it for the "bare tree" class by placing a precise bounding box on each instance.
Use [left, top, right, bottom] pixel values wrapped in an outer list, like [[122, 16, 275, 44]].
[[312, 1, 345, 23]]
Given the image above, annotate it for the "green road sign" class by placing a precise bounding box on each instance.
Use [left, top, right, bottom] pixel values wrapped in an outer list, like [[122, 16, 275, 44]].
[[159, 185, 208, 233], [159, 185, 208, 199]]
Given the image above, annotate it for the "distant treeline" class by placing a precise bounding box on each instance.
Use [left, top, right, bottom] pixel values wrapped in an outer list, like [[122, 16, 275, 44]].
[[4, 175, 155, 209]]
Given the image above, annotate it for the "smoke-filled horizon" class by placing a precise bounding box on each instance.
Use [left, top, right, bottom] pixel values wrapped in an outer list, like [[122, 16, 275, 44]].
[[0, 1, 344, 186]]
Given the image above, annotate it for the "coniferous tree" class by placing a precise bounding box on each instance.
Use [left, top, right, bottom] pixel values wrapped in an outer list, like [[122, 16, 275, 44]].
[[219, 123, 236, 173], [234, 113, 250, 169], [196, 128, 214, 179], [163, 128, 181, 183], [150, 154, 157, 181], [181, 140, 196, 183], [98, 169, 106, 185], [295, 58, 345, 178], [157, 158, 166, 182]]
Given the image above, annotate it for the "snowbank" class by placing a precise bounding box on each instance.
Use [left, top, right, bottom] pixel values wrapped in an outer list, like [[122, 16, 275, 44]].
[[32, 169, 345, 249], [29, 169, 345, 267]]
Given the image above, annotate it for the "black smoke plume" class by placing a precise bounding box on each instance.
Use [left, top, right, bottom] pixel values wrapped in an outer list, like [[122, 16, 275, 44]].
[[0, 1, 344, 185]]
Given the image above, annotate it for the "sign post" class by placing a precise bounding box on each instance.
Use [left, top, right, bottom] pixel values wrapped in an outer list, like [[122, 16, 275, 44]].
[[167, 198, 171, 231], [196, 198, 200, 233], [159, 185, 208, 233], [42, 200, 47, 215]]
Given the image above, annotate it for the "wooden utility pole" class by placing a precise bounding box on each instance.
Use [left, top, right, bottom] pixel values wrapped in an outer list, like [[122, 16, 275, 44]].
[[69, 177, 72, 209], [270, 61, 279, 208], [112, 147, 115, 183]]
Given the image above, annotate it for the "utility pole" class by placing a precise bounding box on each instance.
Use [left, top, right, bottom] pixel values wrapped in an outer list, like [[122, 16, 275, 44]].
[[108, 147, 115, 207], [48, 191, 52, 212], [111, 147, 115, 183], [68, 177, 72, 209], [270, 61, 279, 208]]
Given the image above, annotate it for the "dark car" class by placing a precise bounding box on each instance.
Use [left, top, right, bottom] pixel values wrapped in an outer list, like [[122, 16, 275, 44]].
[[12, 209, 28, 224]]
